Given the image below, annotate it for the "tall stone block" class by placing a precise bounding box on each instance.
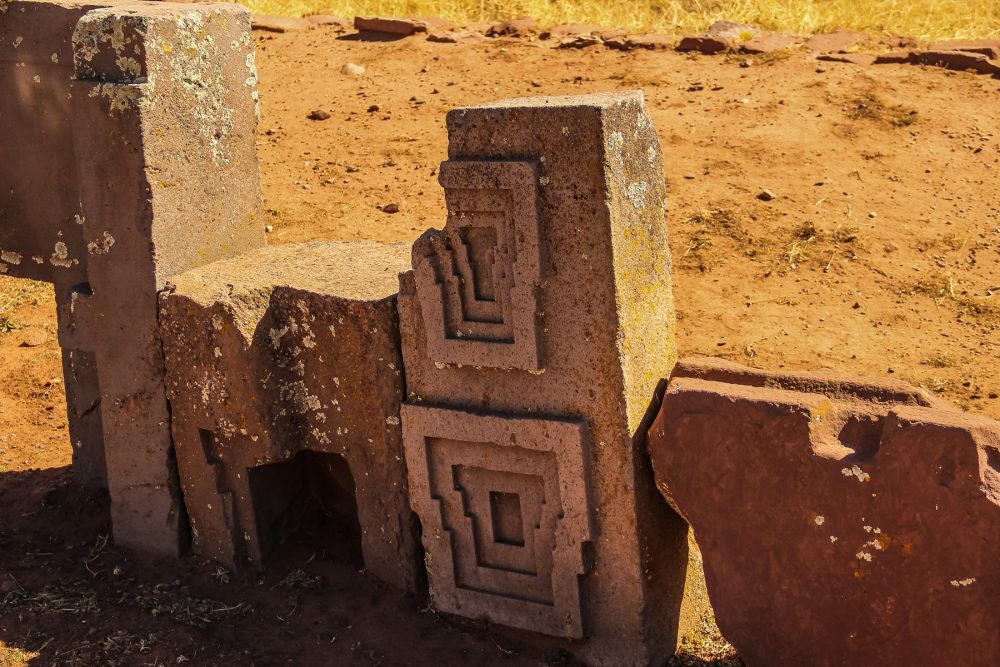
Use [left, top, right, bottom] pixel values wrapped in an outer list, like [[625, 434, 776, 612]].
[[159, 242, 422, 592], [2, 1, 265, 553], [648, 358, 1000, 666], [398, 92, 686, 665]]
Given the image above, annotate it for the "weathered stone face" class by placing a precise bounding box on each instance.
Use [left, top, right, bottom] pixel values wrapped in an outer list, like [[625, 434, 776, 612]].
[[1, 0, 264, 554], [159, 242, 422, 592], [648, 357, 1000, 667], [398, 92, 687, 666]]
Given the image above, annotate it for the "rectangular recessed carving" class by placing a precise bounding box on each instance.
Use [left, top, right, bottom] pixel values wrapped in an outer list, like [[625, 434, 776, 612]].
[[402, 404, 593, 638], [412, 160, 543, 370]]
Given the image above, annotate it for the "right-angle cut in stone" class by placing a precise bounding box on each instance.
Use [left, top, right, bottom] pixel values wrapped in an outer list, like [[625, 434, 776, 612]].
[[401, 403, 592, 638], [412, 160, 542, 370]]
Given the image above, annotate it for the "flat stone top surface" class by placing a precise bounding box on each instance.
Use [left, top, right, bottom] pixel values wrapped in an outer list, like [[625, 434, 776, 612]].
[[459, 90, 644, 110], [168, 241, 411, 306]]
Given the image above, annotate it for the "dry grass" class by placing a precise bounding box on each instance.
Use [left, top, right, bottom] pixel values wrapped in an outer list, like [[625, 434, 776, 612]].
[[0, 276, 51, 334], [245, 0, 1000, 40]]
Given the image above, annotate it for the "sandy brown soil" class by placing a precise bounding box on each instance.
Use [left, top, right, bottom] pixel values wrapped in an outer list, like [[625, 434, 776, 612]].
[[2, 25, 999, 666]]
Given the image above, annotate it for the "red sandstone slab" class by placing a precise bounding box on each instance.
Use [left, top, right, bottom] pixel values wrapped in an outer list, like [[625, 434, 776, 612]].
[[648, 358, 1000, 666]]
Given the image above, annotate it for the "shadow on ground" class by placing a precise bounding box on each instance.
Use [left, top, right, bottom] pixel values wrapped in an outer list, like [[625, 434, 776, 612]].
[[0, 467, 742, 666]]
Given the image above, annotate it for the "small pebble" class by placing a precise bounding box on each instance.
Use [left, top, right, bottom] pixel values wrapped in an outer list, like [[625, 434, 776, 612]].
[[757, 189, 777, 201], [307, 109, 330, 121]]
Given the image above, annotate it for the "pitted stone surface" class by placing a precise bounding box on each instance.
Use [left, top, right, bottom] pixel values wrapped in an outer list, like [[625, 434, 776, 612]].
[[160, 241, 422, 592], [399, 92, 688, 666], [1, 0, 264, 553], [648, 357, 1000, 667]]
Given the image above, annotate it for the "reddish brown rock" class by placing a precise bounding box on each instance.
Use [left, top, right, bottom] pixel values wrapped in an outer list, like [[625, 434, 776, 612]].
[[818, 52, 877, 66], [354, 16, 429, 36], [485, 16, 538, 38], [398, 92, 687, 666], [912, 49, 1000, 75], [804, 28, 868, 53], [676, 35, 732, 54], [877, 35, 919, 49], [556, 35, 602, 49], [252, 14, 313, 32], [874, 50, 915, 64], [648, 358, 1000, 667], [928, 39, 1000, 59], [2, 1, 264, 552], [540, 23, 602, 40], [706, 20, 758, 40], [740, 32, 798, 54], [160, 241, 421, 592], [618, 33, 674, 51], [427, 30, 485, 44]]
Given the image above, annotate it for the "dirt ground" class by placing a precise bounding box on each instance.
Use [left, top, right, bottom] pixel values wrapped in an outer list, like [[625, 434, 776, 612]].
[[2, 25, 999, 666]]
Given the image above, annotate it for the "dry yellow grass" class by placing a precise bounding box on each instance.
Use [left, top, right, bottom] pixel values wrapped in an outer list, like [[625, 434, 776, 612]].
[[245, 0, 1000, 40]]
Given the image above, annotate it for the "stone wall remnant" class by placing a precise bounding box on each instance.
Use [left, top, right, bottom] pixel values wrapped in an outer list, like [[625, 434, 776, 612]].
[[0, 0, 265, 555], [159, 242, 422, 592], [648, 357, 1000, 666], [398, 91, 689, 666]]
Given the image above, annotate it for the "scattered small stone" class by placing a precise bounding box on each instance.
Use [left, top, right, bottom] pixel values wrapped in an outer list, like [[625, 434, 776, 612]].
[[307, 109, 331, 121], [367, 104, 380, 112], [740, 33, 798, 54], [677, 35, 731, 55], [874, 51, 914, 64], [818, 53, 878, 66], [354, 16, 428, 36], [739, 58, 752, 68], [485, 17, 537, 38], [530, 80, 542, 87], [804, 29, 868, 54], [911, 50, 1000, 75], [927, 39, 1000, 60], [264, 225, 274, 233], [757, 189, 776, 201], [19, 329, 48, 348], [619, 34, 673, 51], [868, 211, 877, 219], [382, 203, 401, 214], [687, 83, 705, 92], [683, 173, 696, 180], [346, 165, 360, 173], [341, 62, 365, 76]]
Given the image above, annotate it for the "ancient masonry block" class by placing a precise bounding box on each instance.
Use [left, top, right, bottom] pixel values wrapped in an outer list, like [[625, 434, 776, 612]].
[[648, 357, 1000, 667], [159, 242, 422, 592], [398, 92, 687, 666], [0, 0, 265, 554]]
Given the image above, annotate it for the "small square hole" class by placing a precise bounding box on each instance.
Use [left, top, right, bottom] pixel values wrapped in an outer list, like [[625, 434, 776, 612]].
[[489, 491, 525, 547]]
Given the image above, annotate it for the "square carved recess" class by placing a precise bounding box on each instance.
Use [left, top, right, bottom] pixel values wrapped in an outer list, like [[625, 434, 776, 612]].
[[401, 403, 593, 638], [414, 160, 543, 370]]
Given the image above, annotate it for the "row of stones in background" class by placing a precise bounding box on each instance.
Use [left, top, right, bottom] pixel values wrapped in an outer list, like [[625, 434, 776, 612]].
[[248, 15, 1000, 77]]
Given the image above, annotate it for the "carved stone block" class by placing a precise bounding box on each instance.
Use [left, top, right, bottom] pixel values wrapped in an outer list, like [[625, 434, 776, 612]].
[[399, 92, 687, 666], [160, 241, 422, 592], [648, 357, 1000, 666], [413, 161, 542, 370], [402, 404, 591, 637], [0, 1, 265, 554]]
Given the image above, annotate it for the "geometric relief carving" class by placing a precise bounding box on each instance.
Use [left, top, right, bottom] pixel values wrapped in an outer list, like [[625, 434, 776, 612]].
[[414, 161, 543, 370], [401, 404, 592, 638]]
